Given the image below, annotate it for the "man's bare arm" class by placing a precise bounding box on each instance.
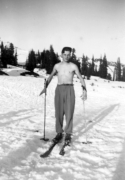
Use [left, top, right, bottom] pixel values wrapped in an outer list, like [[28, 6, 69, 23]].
[[74, 65, 87, 90], [74, 64, 87, 100], [39, 64, 57, 95]]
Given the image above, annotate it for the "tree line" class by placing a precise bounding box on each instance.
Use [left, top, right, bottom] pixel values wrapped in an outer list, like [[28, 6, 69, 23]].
[[25, 45, 60, 74], [26, 46, 125, 81], [0, 41, 124, 81], [0, 42, 18, 68]]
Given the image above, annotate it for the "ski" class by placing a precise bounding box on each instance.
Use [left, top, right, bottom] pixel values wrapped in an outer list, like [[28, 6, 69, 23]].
[[59, 142, 70, 156], [40, 141, 58, 158]]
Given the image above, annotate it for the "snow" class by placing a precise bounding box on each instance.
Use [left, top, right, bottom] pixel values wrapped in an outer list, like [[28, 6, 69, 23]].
[[0, 74, 125, 180], [34, 68, 47, 77], [3, 68, 29, 76]]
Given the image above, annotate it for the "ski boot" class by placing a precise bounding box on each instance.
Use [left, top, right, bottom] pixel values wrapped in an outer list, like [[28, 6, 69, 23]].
[[64, 133, 72, 146], [52, 133, 63, 143]]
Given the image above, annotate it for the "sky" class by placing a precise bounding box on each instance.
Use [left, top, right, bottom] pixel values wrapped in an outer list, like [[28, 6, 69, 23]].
[[0, 0, 125, 63]]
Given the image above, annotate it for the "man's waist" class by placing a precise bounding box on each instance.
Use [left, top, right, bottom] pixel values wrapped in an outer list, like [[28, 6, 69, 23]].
[[57, 84, 74, 86]]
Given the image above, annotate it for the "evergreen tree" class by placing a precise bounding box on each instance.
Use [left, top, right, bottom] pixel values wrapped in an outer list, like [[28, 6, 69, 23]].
[[81, 54, 88, 78], [99, 57, 103, 78], [0, 42, 4, 67], [122, 67, 125, 81], [43, 45, 60, 74], [91, 55, 95, 76], [14, 51, 18, 66], [8, 43, 15, 65], [48, 46, 54, 74], [41, 50, 46, 68], [1, 42, 7, 68], [116, 57, 121, 81], [71, 48, 76, 61], [0, 42, 18, 67], [36, 50, 41, 65], [102, 54, 108, 79], [26, 50, 36, 72], [45, 50, 51, 74], [113, 66, 117, 81], [50, 45, 60, 64], [0, 43, 1, 67], [99, 55, 107, 79]]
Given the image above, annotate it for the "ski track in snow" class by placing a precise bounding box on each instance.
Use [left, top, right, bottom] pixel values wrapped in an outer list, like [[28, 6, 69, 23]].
[[0, 76, 125, 180]]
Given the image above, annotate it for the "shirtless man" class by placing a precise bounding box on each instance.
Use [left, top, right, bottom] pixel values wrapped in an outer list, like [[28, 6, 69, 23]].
[[39, 47, 87, 144]]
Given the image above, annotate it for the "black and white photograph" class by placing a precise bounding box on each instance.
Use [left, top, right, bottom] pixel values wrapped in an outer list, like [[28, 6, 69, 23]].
[[0, 0, 125, 179]]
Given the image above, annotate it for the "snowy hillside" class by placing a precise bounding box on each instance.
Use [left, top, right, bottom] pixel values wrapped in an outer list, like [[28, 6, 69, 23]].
[[0, 75, 125, 180]]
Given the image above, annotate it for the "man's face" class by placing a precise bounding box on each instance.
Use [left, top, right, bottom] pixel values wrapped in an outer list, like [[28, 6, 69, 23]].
[[62, 51, 71, 62]]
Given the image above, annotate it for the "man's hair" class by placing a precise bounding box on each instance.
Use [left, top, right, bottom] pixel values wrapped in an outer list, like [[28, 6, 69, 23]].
[[61, 47, 72, 54]]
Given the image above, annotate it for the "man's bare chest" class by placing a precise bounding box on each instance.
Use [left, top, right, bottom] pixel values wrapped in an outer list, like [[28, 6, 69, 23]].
[[57, 65, 74, 75]]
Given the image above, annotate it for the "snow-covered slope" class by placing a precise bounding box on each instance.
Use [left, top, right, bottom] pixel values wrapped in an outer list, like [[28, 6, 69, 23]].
[[0, 75, 125, 180], [3, 68, 29, 76]]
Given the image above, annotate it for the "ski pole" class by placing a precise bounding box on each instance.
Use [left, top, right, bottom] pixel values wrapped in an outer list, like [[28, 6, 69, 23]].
[[83, 101, 88, 143], [82, 100, 92, 144], [40, 78, 49, 141]]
